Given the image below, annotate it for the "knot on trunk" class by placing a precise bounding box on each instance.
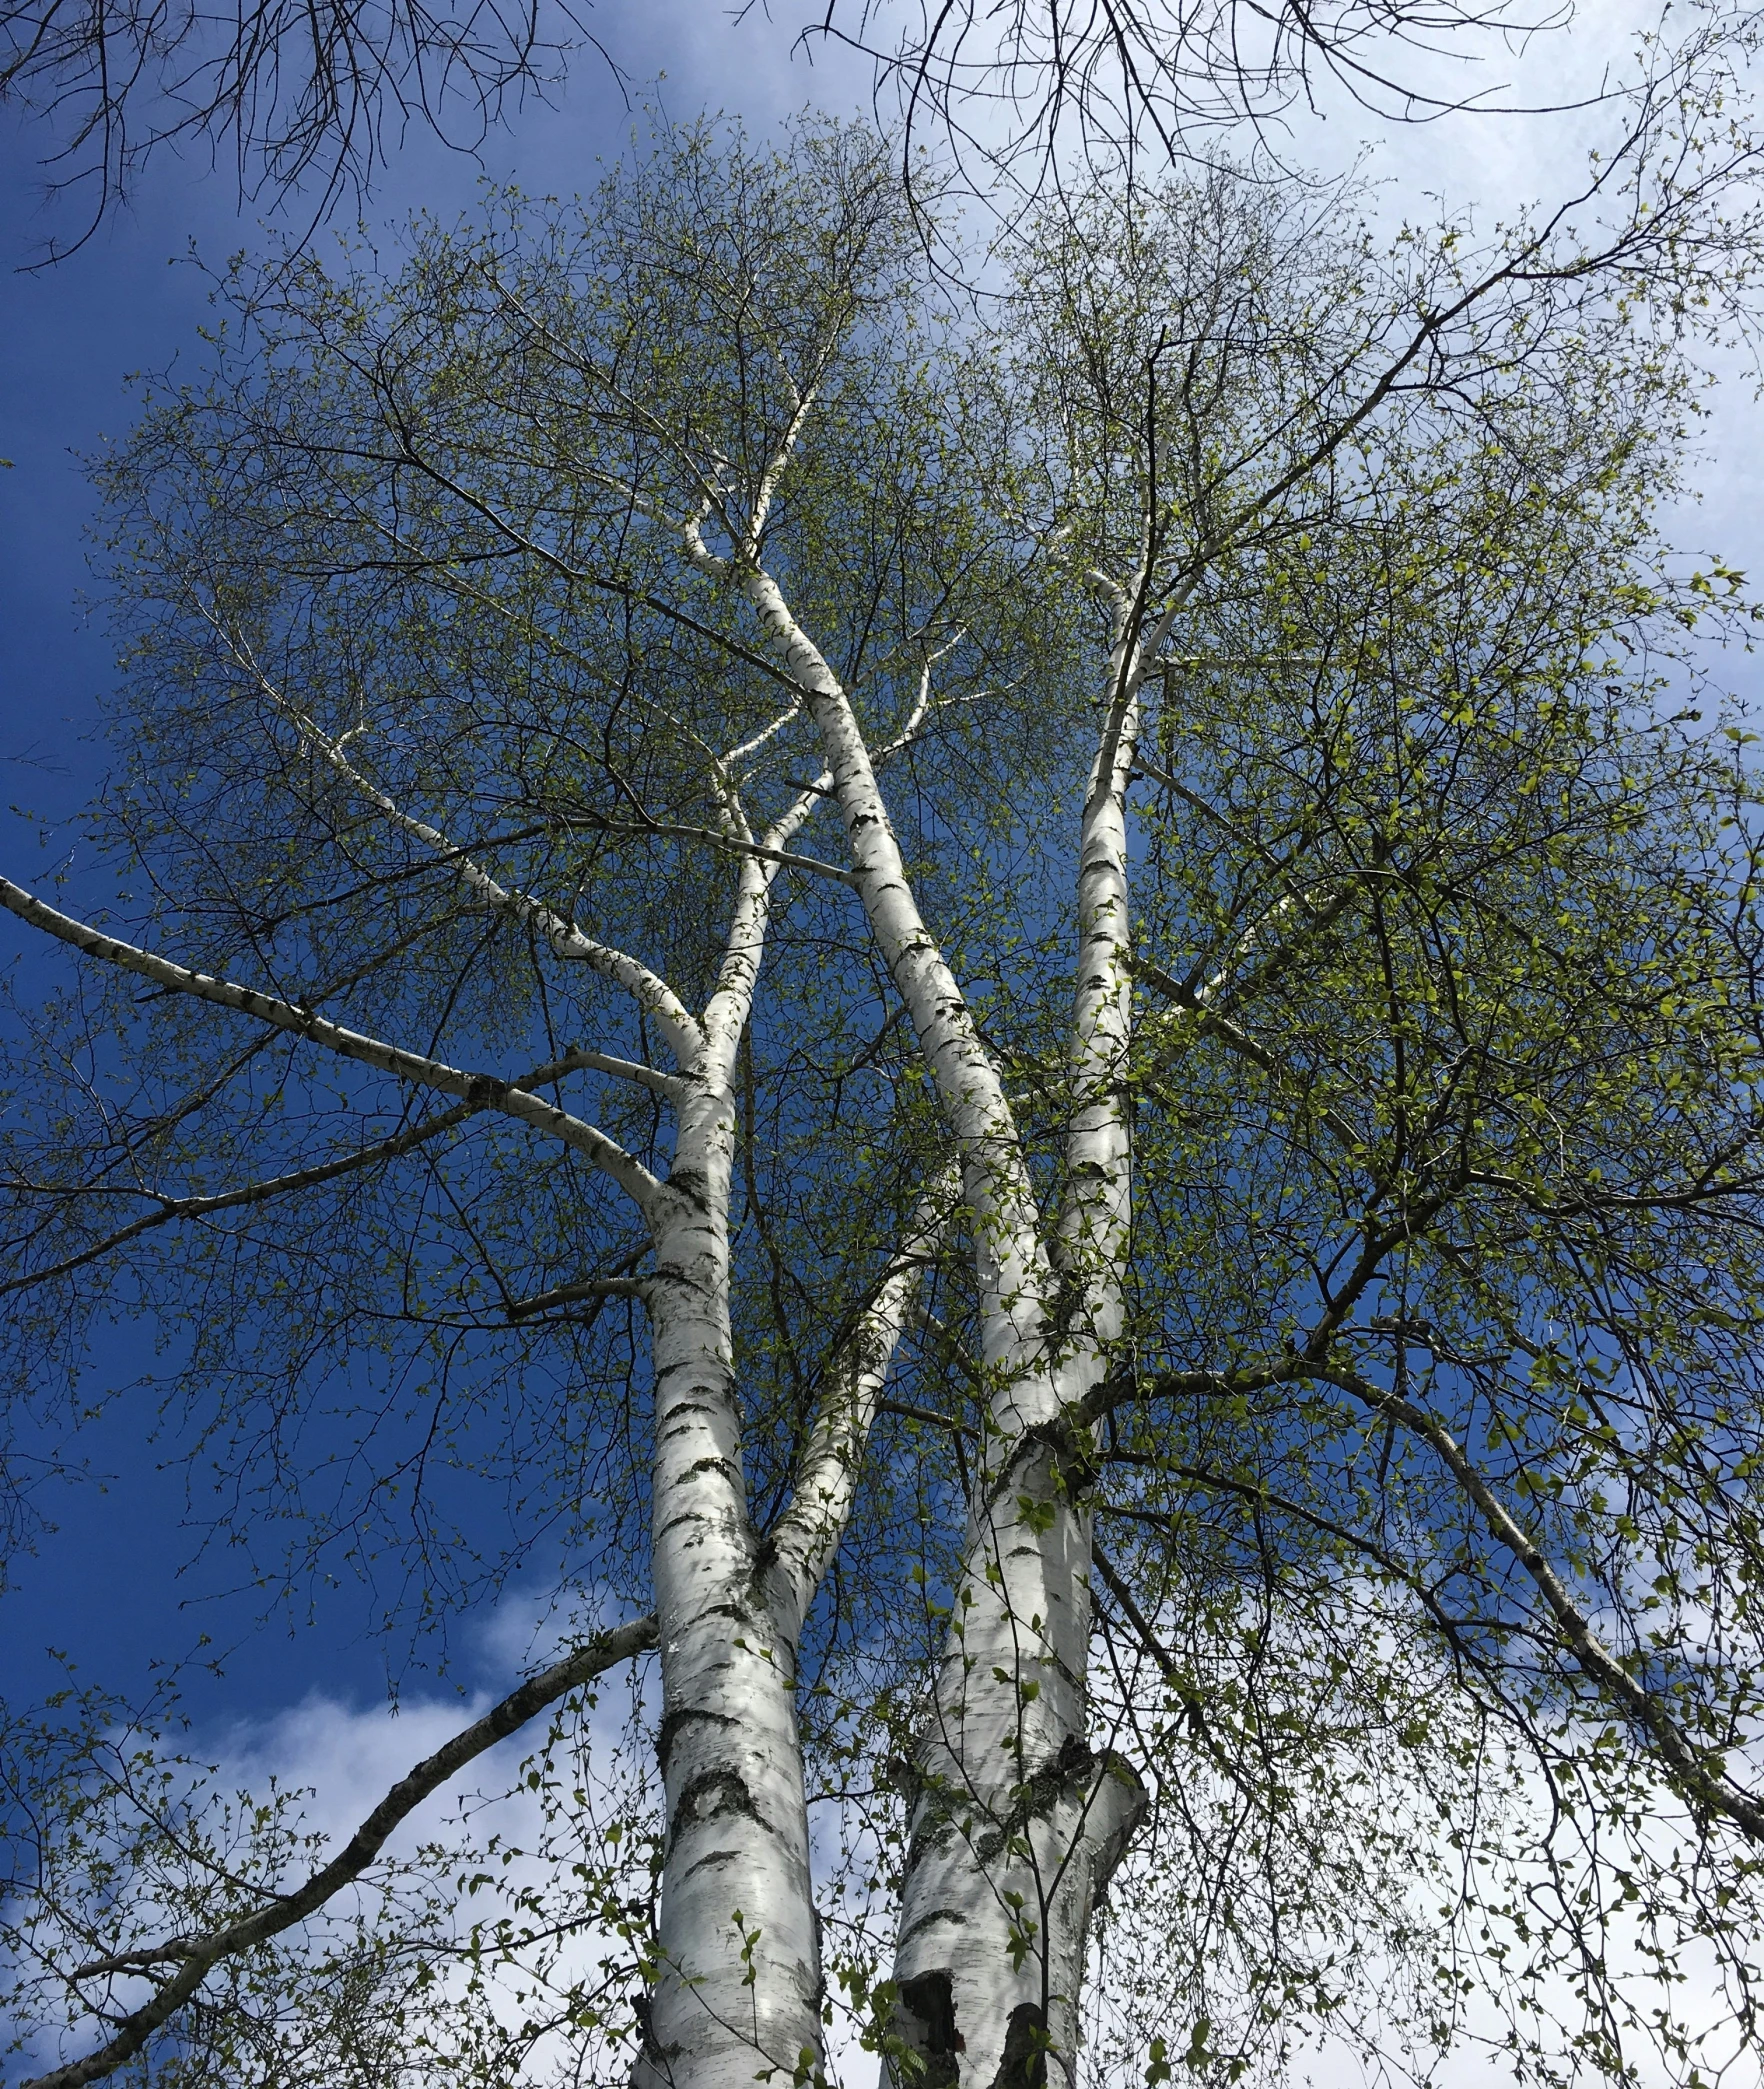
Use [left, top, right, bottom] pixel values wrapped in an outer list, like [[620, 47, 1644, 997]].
[[674, 1766, 765, 1831], [981, 1418, 1101, 1521], [963, 1736, 1145, 1871]]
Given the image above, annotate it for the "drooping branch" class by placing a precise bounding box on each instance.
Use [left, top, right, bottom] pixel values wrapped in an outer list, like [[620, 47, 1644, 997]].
[[1314, 1360, 1764, 1843], [2, 1038, 682, 1302], [1096, 1478, 1499, 1688], [0, 878, 669, 1220], [203, 624, 706, 1067], [23, 1615, 657, 2089], [0, 1099, 481, 1298]]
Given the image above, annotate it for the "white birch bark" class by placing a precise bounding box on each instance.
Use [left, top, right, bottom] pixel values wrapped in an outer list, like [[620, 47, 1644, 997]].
[[705, 533, 1163, 2089], [634, 779, 826, 2089], [880, 595, 1167, 2089], [2, 757, 941, 2089], [638, 1073, 828, 2089], [631, 777, 957, 2089], [231, 645, 936, 2089]]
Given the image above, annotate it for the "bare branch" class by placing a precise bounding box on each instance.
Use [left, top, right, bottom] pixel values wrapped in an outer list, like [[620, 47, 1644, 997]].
[[564, 809, 860, 891], [1135, 956, 1363, 1150], [203, 618, 706, 1066], [0, 1102, 478, 1299], [506, 1274, 650, 1320], [1, 1034, 681, 1300]]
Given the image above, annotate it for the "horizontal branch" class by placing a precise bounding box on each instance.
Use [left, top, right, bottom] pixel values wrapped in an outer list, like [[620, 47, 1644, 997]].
[[0, 878, 669, 1220], [506, 1273, 651, 1320], [0, 1101, 480, 1299], [29, 1615, 658, 2089], [1465, 1159, 1764, 1221], [557, 808, 861, 889], [877, 1396, 976, 1436]]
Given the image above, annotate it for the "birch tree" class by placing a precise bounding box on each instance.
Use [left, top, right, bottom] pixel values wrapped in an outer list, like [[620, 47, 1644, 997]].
[[5, 100, 1764, 2089]]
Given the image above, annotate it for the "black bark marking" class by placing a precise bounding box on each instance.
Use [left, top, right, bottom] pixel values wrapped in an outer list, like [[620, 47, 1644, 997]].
[[631, 1993, 677, 2070], [896, 1903, 970, 1949], [972, 1734, 1097, 1860], [657, 1706, 739, 1776], [896, 1969, 964, 2089], [680, 1846, 743, 1876], [674, 1767, 765, 1830], [991, 2003, 1048, 2089]]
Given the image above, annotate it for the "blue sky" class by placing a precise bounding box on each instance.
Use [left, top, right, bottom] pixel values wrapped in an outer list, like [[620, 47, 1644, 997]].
[[3, 20, 1763, 2084]]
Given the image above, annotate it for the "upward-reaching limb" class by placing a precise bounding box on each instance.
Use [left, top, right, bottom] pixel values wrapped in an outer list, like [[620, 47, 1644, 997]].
[[730, 563, 1054, 1390], [764, 1166, 960, 1645], [1055, 538, 1190, 1341], [200, 619, 707, 1067]]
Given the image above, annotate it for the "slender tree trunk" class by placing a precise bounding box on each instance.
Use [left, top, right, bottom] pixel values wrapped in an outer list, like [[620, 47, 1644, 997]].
[[638, 1081, 825, 2089], [885, 615, 1159, 2089]]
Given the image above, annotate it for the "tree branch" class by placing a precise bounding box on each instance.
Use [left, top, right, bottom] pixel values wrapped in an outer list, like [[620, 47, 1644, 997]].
[[203, 613, 706, 1066], [764, 1165, 960, 1644], [27, 1614, 658, 2089], [0, 1101, 478, 1298], [1136, 956, 1364, 1150], [1313, 1359, 1764, 1844], [0, 879, 670, 1220]]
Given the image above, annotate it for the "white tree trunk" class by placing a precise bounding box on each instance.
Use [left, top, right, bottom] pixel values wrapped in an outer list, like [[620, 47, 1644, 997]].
[[883, 1350, 1144, 2089], [636, 1079, 829, 2089], [676, 462, 1168, 2089], [639, 1106, 953, 2089], [638, 797, 952, 2089], [884, 615, 1162, 2089]]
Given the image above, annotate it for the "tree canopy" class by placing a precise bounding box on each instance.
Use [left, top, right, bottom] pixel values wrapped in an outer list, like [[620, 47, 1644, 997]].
[[4, 101, 1764, 2089]]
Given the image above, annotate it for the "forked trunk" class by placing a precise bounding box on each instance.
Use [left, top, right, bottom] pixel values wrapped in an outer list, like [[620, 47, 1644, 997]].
[[885, 1363, 1144, 2089], [882, 605, 1157, 2089]]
